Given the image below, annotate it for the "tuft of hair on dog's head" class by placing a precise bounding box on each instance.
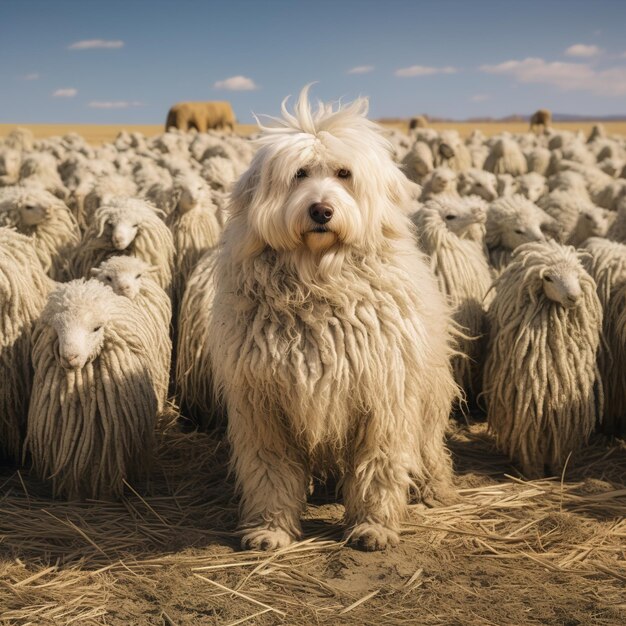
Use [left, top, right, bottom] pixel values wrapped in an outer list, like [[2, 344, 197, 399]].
[[225, 84, 415, 280]]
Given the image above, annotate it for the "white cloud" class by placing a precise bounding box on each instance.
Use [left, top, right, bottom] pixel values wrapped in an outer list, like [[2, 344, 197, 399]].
[[395, 65, 457, 77], [68, 39, 124, 50], [52, 88, 77, 98], [23, 72, 40, 80], [88, 101, 143, 109], [214, 75, 258, 91], [347, 65, 374, 74], [480, 57, 626, 96], [470, 94, 489, 102], [565, 44, 601, 58]]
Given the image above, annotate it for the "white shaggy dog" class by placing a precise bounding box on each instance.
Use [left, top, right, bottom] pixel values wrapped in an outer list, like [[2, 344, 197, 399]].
[[209, 86, 457, 551]]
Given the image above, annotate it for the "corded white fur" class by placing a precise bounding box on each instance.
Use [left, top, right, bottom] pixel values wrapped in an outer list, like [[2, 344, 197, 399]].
[[207, 86, 458, 551]]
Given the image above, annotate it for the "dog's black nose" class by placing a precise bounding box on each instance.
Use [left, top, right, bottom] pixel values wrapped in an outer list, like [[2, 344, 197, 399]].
[[309, 203, 334, 224]]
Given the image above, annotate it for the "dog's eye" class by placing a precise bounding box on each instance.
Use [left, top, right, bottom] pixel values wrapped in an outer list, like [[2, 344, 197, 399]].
[[544, 275, 553, 282], [337, 169, 351, 179], [445, 215, 456, 221], [295, 169, 308, 179]]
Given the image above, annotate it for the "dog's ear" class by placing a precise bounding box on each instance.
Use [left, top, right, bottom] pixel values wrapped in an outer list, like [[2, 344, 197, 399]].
[[227, 159, 266, 261]]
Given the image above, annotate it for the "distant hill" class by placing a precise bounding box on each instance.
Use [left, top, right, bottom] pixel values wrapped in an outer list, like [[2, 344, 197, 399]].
[[379, 113, 626, 124]]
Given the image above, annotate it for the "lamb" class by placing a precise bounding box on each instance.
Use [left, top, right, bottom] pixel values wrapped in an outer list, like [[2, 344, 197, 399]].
[[68, 196, 175, 295], [483, 241, 602, 478], [432, 130, 472, 172], [525, 147, 551, 176], [486, 195, 560, 271], [25, 279, 163, 499], [457, 169, 498, 201], [483, 137, 528, 176], [567, 205, 615, 247], [419, 167, 458, 201], [582, 238, 626, 436], [517, 172, 547, 203], [412, 198, 492, 398], [0, 149, 21, 186], [91, 256, 172, 409], [166, 172, 222, 307], [0, 187, 80, 280], [401, 141, 434, 183], [0, 229, 53, 462], [18, 153, 67, 199], [81, 173, 137, 229], [200, 155, 241, 191]]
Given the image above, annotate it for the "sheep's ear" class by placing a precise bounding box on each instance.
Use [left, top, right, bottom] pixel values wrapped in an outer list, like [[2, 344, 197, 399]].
[[90, 267, 101, 277]]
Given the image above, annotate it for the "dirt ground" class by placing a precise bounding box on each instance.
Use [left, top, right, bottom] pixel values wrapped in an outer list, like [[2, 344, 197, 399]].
[[1, 420, 624, 626], [2, 121, 626, 144]]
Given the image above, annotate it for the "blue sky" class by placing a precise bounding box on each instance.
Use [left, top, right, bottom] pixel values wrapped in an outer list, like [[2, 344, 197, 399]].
[[1, 0, 625, 124]]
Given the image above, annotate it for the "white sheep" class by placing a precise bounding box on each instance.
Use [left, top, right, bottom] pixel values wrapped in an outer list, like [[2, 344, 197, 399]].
[[0, 149, 21, 186], [567, 205, 615, 248], [166, 172, 222, 307], [25, 279, 164, 499], [412, 198, 492, 398], [200, 155, 240, 191], [69, 196, 175, 294], [483, 137, 528, 176], [0, 229, 53, 461], [517, 172, 547, 203], [486, 195, 560, 271], [176, 249, 220, 429], [432, 130, 472, 172], [18, 153, 67, 199], [90, 256, 171, 410], [582, 238, 626, 436], [401, 141, 434, 183], [419, 167, 458, 201], [457, 169, 498, 202], [484, 241, 603, 477], [0, 187, 80, 280]]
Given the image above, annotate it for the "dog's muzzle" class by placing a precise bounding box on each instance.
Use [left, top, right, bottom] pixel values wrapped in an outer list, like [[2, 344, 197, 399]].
[[309, 203, 334, 225]]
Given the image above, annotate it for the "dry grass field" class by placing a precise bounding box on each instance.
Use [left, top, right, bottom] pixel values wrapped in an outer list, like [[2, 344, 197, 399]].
[[0, 121, 625, 625], [3, 121, 626, 143]]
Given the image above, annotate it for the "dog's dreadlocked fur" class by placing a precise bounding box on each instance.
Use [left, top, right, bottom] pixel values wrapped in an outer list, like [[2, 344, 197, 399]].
[[0, 186, 80, 280], [68, 196, 175, 295], [582, 237, 626, 436], [484, 241, 603, 477], [25, 279, 161, 499], [207, 86, 458, 552], [0, 228, 53, 461]]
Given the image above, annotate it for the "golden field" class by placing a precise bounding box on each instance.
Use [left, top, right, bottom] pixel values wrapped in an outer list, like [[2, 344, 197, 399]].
[[2, 120, 626, 143]]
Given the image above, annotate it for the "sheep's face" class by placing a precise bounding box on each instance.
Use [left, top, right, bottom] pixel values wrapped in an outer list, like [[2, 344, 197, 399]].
[[177, 179, 206, 213], [467, 176, 497, 201], [580, 209, 611, 238], [430, 169, 456, 194], [0, 151, 20, 177], [434, 201, 485, 237], [541, 263, 582, 308], [518, 175, 547, 203], [107, 216, 139, 250], [502, 218, 545, 250], [18, 200, 49, 226], [91, 259, 153, 300], [53, 308, 108, 369]]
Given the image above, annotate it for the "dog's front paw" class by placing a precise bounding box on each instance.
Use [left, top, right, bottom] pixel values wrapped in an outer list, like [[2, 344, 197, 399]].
[[346, 523, 399, 551], [241, 527, 295, 551]]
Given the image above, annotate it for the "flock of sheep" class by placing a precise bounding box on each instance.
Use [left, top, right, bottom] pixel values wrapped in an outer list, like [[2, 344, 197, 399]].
[[0, 118, 624, 500]]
